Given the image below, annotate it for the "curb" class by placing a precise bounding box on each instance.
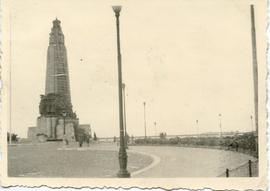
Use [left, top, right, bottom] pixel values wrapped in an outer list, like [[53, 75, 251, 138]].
[[128, 149, 161, 177]]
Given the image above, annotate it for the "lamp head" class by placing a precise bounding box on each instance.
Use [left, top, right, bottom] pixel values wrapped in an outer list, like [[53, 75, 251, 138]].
[[112, 5, 122, 16]]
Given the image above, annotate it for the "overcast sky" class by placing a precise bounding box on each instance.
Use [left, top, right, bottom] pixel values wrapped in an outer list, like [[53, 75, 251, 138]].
[[8, 0, 266, 138]]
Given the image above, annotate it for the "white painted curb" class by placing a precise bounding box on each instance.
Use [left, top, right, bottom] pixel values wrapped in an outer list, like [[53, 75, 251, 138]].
[[128, 149, 161, 177]]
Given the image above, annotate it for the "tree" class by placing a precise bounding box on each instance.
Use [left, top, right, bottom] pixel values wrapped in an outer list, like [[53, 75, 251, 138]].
[[7, 132, 18, 143], [93, 132, 97, 141]]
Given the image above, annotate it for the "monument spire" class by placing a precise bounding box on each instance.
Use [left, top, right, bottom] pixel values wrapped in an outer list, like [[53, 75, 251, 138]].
[[45, 18, 72, 113], [28, 19, 91, 143]]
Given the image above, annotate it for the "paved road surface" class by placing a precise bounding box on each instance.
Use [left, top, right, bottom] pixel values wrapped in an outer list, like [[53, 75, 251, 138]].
[[8, 142, 256, 177], [8, 142, 153, 177], [129, 145, 256, 177]]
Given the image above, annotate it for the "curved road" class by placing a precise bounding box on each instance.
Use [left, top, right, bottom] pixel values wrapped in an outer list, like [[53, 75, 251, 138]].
[[8, 143, 255, 177], [128, 145, 256, 177]]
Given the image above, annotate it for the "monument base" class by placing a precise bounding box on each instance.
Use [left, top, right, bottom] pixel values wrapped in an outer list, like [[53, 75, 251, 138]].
[[28, 116, 79, 142]]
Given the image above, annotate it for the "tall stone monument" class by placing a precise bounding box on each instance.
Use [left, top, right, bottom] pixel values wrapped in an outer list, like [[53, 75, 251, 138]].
[[28, 19, 89, 142]]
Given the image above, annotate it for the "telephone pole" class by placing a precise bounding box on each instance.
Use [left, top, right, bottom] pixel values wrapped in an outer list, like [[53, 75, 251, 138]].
[[250, 4, 259, 157]]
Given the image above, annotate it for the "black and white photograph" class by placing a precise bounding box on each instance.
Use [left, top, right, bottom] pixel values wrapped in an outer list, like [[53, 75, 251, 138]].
[[1, 0, 268, 189]]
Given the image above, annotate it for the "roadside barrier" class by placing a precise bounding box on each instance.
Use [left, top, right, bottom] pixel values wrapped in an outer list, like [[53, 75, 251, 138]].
[[218, 159, 258, 177]]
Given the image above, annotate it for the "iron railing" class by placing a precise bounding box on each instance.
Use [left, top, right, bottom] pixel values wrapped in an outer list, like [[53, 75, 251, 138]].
[[218, 159, 258, 177]]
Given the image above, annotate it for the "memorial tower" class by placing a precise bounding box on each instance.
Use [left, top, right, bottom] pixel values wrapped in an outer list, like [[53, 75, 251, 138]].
[[27, 19, 91, 142], [45, 18, 72, 110]]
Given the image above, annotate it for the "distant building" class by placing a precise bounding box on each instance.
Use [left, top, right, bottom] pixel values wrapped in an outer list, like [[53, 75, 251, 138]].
[[28, 19, 90, 142]]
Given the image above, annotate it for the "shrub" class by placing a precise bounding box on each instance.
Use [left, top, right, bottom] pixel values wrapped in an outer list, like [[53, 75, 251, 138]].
[[133, 133, 256, 153]]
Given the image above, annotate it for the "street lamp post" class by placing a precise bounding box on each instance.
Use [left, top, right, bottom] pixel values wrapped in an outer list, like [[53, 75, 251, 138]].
[[143, 102, 147, 139], [218, 114, 223, 148], [250, 115, 254, 133], [122, 83, 128, 149], [112, 5, 130, 178], [196, 120, 199, 138], [9, 129, 12, 145], [9, 13, 12, 145], [154, 121, 157, 137], [219, 114, 222, 137]]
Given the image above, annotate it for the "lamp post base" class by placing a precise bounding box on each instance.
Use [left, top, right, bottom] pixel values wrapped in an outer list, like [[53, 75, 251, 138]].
[[117, 169, 130, 178], [118, 147, 130, 178]]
